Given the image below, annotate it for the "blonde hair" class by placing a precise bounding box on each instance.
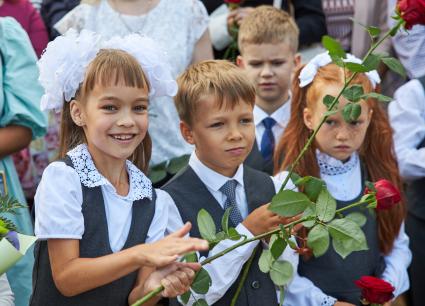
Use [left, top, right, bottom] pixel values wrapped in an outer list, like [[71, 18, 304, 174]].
[[175, 60, 256, 126], [58, 49, 152, 173], [238, 5, 299, 54]]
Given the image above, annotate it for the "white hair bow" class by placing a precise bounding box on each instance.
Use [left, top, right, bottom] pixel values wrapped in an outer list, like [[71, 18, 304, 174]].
[[298, 51, 381, 89]]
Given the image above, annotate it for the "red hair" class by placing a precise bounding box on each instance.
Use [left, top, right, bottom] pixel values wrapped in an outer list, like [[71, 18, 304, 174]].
[[274, 64, 406, 254]]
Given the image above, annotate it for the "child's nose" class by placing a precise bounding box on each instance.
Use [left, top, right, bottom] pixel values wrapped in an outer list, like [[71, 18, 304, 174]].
[[336, 125, 350, 140], [117, 112, 135, 127], [260, 64, 273, 77], [228, 126, 243, 140]]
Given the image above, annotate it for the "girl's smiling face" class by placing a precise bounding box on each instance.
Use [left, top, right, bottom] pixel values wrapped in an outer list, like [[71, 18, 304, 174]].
[[70, 83, 149, 164], [303, 83, 373, 161]]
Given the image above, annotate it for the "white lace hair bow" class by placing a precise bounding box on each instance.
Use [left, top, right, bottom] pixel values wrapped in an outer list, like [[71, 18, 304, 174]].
[[38, 29, 178, 111], [298, 51, 381, 89]]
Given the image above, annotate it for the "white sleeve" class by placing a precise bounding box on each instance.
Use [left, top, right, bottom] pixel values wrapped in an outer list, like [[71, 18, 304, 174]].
[[380, 223, 412, 297], [144, 189, 171, 243], [0, 274, 14, 306], [388, 80, 425, 181], [208, 4, 232, 50], [34, 161, 84, 239], [53, 4, 91, 34]]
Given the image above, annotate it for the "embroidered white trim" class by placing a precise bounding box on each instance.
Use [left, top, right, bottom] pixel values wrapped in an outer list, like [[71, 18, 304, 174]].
[[316, 149, 359, 176], [321, 295, 337, 306], [67, 144, 152, 200], [299, 51, 381, 89], [38, 29, 177, 111]]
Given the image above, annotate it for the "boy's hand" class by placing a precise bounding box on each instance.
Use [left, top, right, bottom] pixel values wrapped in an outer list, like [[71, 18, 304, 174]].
[[143, 262, 201, 298], [227, 7, 255, 32], [243, 204, 299, 236], [137, 222, 209, 267]]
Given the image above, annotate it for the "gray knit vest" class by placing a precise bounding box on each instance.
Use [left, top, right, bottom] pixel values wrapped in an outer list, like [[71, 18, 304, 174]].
[[245, 141, 274, 175], [163, 165, 278, 306], [405, 76, 425, 221], [30, 156, 156, 306], [298, 163, 385, 305]]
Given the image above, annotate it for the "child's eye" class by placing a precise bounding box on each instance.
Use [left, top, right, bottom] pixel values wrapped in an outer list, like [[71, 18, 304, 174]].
[[249, 62, 262, 68], [134, 105, 148, 113], [102, 104, 117, 111], [350, 120, 362, 126], [325, 119, 336, 126], [209, 122, 223, 128], [272, 61, 285, 66], [240, 118, 253, 125]]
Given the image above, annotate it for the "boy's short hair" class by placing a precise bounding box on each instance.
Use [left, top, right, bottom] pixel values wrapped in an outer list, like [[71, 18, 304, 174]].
[[175, 60, 255, 126], [238, 5, 299, 54]]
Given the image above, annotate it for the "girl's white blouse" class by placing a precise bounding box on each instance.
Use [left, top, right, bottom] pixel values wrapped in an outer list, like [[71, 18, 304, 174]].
[[34, 144, 173, 252]]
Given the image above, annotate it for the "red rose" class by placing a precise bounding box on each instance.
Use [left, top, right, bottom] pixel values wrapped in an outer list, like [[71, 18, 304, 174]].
[[397, 0, 425, 29], [224, 0, 243, 3], [355, 276, 395, 305], [365, 179, 401, 210]]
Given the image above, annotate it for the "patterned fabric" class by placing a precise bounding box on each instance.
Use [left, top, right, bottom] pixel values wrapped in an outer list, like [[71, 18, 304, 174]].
[[322, 0, 355, 51], [67, 144, 153, 201], [317, 149, 359, 176], [54, 0, 209, 165], [321, 295, 337, 305], [219, 179, 243, 226], [260, 117, 277, 161]]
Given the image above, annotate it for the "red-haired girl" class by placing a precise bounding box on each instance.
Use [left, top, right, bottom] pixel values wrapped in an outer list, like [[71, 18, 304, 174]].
[[274, 52, 411, 306]]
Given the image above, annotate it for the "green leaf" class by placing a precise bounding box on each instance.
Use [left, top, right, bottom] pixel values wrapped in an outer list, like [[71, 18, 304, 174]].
[[351, 103, 362, 121], [382, 57, 406, 78], [0, 217, 17, 232], [167, 154, 190, 175], [342, 103, 362, 123], [346, 212, 367, 227], [197, 209, 216, 241], [148, 161, 167, 184], [365, 181, 376, 192], [191, 268, 212, 294], [361, 92, 393, 103], [227, 227, 241, 240], [184, 252, 198, 263], [324, 109, 338, 117], [271, 237, 287, 260], [193, 300, 209, 306], [290, 172, 302, 186], [287, 239, 298, 250], [316, 188, 337, 222], [367, 26, 381, 38], [304, 177, 326, 202], [221, 207, 232, 234], [270, 190, 312, 217], [328, 218, 368, 259], [342, 85, 364, 102], [322, 35, 346, 59], [180, 291, 191, 304], [307, 224, 330, 257], [345, 62, 370, 73], [302, 203, 316, 228], [323, 95, 337, 110], [363, 54, 381, 71], [259, 249, 273, 273], [270, 260, 294, 286], [279, 286, 285, 306]]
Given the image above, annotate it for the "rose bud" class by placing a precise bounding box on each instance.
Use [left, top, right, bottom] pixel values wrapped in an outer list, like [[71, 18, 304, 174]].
[[397, 0, 425, 29], [355, 276, 395, 304], [365, 179, 401, 210]]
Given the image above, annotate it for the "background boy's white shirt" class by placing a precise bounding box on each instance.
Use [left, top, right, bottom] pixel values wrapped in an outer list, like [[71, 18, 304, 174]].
[[161, 152, 299, 305], [0, 274, 14, 306], [253, 98, 291, 149], [388, 79, 425, 181], [274, 168, 411, 305]]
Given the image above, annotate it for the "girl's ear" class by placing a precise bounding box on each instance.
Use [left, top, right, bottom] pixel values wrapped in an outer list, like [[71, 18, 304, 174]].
[[180, 121, 195, 145], [69, 100, 85, 127], [303, 107, 314, 130]]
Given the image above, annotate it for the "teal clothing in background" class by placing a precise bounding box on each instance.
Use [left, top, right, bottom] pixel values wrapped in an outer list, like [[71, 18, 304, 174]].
[[0, 17, 47, 306]]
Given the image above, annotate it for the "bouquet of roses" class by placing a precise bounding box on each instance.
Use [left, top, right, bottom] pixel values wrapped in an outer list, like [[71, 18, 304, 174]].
[[133, 1, 424, 305], [0, 194, 37, 275]]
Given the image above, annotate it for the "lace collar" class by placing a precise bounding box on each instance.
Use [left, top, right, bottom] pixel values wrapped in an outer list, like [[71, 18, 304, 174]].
[[67, 144, 152, 201], [316, 149, 359, 176]]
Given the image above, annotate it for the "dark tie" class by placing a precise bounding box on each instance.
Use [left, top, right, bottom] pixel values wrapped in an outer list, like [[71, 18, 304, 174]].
[[219, 179, 243, 226], [260, 117, 277, 161]]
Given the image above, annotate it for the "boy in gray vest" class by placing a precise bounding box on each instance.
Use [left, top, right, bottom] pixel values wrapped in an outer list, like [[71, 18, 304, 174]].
[[162, 60, 298, 306], [236, 6, 301, 175]]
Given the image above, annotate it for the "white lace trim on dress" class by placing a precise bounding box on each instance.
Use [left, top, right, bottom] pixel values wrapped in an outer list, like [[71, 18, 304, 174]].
[[316, 149, 359, 176]]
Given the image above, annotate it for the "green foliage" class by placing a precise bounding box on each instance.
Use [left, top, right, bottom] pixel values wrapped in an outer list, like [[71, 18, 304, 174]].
[[366, 26, 381, 38], [270, 190, 312, 217], [167, 155, 190, 175], [323, 95, 337, 110], [328, 218, 368, 258], [381, 57, 406, 78], [193, 300, 208, 306], [345, 62, 370, 73], [259, 249, 273, 273], [316, 188, 337, 222], [345, 212, 367, 227], [148, 155, 190, 183], [361, 92, 393, 103], [302, 203, 316, 228], [363, 54, 382, 71], [184, 252, 198, 263], [191, 268, 212, 294], [197, 209, 217, 242], [270, 236, 287, 260], [307, 224, 330, 257], [180, 291, 191, 304], [342, 85, 364, 102], [322, 35, 346, 66], [269, 260, 293, 286], [304, 177, 326, 202], [148, 161, 167, 183], [221, 207, 231, 235], [0, 194, 26, 215], [342, 103, 362, 123]]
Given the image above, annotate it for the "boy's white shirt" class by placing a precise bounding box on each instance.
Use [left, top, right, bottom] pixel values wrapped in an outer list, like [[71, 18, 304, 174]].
[[0, 274, 14, 306], [253, 97, 291, 149], [162, 152, 299, 305], [274, 151, 412, 305]]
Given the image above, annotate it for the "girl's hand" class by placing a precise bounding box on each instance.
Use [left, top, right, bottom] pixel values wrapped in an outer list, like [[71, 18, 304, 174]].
[[137, 222, 209, 267], [334, 302, 355, 306], [143, 262, 201, 298]]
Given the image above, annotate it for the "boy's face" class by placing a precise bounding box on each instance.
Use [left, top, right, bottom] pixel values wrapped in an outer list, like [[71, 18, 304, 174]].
[[237, 42, 300, 111], [181, 95, 255, 177]]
